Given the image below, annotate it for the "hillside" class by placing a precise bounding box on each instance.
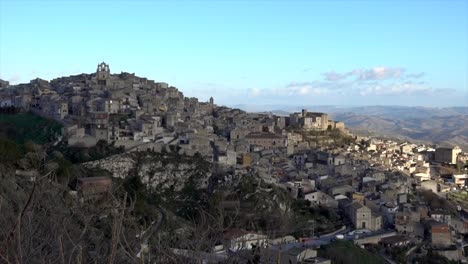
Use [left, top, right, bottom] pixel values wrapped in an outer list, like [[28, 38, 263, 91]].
[[331, 112, 468, 149], [319, 240, 386, 264], [0, 111, 63, 145], [236, 105, 468, 150]]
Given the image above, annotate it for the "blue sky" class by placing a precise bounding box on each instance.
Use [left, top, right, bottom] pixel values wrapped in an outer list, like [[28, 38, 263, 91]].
[[1, 0, 467, 107]]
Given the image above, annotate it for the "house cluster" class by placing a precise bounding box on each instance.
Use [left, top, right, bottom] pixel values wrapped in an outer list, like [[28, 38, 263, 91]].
[[171, 229, 331, 263], [0, 63, 346, 162], [239, 132, 467, 260], [2, 63, 467, 262], [0, 63, 218, 149], [252, 146, 398, 233]]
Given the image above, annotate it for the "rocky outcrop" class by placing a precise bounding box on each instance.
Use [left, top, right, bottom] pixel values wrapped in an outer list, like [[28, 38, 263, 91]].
[[83, 153, 136, 179], [83, 151, 211, 191]]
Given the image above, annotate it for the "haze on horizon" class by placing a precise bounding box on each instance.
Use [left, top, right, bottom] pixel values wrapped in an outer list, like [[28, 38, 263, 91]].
[[0, 0, 467, 107]]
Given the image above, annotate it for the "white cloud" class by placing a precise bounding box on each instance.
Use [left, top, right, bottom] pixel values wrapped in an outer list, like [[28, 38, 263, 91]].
[[245, 78, 448, 99], [286, 82, 327, 95], [405, 72, 425, 79], [354, 67, 405, 81], [322, 67, 425, 82], [357, 82, 441, 96], [249, 87, 262, 97], [247, 83, 328, 98], [322, 71, 351, 81]]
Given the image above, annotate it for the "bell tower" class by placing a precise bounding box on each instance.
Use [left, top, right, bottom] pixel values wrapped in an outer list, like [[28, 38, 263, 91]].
[[96, 62, 110, 85]]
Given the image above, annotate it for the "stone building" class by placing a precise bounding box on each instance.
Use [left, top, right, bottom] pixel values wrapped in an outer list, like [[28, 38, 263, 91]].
[[86, 112, 109, 141], [286, 132, 303, 146], [449, 217, 468, 236], [435, 146, 462, 164], [261, 247, 330, 264], [347, 201, 382, 231], [395, 210, 421, 235], [0, 79, 9, 88], [289, 109, 329, 131], [77, 176, 112, 201], [223, 229, 268, 252], [230, 127, 250, 141], [304, 191, 338, 208], [46, 99, 68, 119], [245, 132, 285, 150], [431, 224, 452, 246], [96, 62, 110, 86]]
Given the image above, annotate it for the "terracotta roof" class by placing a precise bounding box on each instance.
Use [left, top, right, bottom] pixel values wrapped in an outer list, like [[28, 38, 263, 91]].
[[432, 224, 450, 233]]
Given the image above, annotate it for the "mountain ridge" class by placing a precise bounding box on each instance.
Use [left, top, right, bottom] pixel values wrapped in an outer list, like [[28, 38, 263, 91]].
[[235, 105, 468, 150]]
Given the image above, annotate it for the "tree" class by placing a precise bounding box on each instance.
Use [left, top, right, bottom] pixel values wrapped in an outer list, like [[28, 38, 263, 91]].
[[0, 158, 157, 263], [0, 138, 21, 163]]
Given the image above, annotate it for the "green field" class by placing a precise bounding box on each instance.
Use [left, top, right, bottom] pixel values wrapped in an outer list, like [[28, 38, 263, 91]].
[[448, 191, 468, 208], [0, 112, 62, 145]]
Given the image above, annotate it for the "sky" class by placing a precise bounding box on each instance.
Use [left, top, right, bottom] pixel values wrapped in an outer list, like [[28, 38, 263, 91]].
[[0, 0, 467, 107]]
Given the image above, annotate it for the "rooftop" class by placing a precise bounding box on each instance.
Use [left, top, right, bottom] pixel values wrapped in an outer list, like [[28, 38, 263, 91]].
[[245, 132, 283, 139]]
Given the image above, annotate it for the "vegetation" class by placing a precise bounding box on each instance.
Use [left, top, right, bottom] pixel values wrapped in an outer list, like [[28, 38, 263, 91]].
[[230, 176, 295, 234], [318, 240, 386, 264], [419, 190, 457, 214], [56, 139, 125, 163], [290, 199, 343, 237], [0, 109, 358, 263], [328, 128, 354, 146], [0, 111, 62, 145], [302, 128, 354, 147], [384, 245, 412, 263], [123, 150, 212, 222], [0, 138, 21, 163], [447, 191, 468, 208], [0, 158, 144, 262], [0, 106, 21, 114], [413, 249, 458, 264]]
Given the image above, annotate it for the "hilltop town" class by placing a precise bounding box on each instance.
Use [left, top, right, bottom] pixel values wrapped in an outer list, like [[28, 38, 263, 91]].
[[1, 63, 468, 263]]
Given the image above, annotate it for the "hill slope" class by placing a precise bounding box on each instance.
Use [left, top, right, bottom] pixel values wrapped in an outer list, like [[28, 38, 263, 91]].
[[331, 112, 468, 149]]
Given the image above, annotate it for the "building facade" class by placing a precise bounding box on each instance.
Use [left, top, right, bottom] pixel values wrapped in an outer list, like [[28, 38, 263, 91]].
[[435, 146, 462, 164]]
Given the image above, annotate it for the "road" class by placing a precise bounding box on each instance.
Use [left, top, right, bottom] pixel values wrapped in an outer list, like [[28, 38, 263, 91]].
[[136, 206, 166, 259], [298, 227, 351, 247], [299, 228, 397, 248], [405, 245, 419, 264]]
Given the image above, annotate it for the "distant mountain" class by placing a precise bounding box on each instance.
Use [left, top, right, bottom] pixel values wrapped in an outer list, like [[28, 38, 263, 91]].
[[233, 104, 468, 117], [253, 110, 290, 116], [331, 112, 468, 149], [326, 106, 468, 119], [232, 104, 468, 150]]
